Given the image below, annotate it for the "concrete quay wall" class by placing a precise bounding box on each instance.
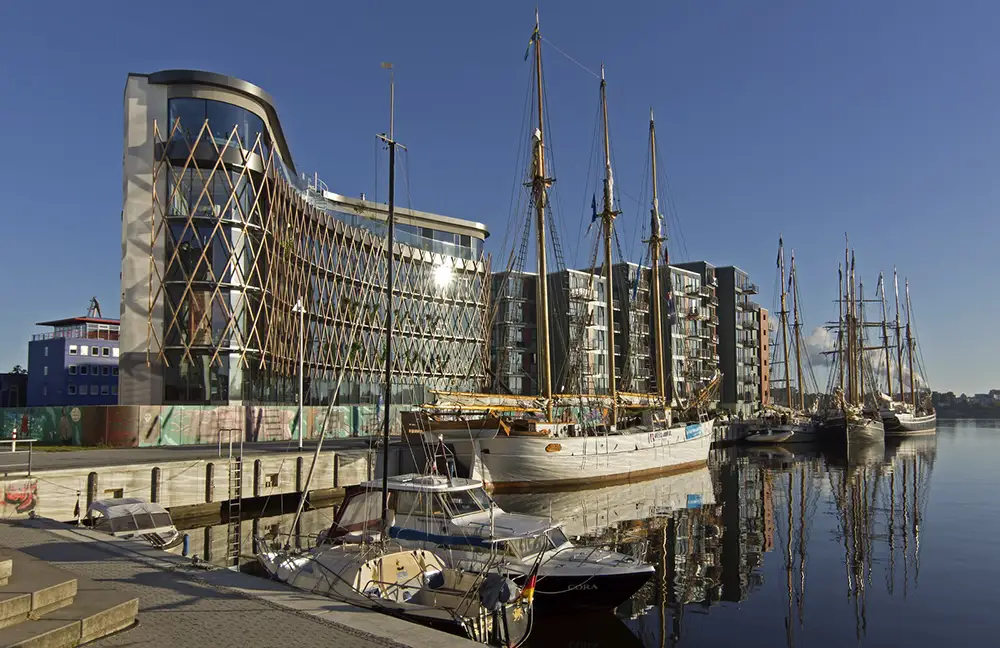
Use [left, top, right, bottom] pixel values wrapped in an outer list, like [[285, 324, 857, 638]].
[[24, 449, 381, 521]]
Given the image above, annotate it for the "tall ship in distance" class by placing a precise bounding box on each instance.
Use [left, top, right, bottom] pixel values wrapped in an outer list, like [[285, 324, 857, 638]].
[[408, 11, 717, 489], [878, 271, 936, 435]]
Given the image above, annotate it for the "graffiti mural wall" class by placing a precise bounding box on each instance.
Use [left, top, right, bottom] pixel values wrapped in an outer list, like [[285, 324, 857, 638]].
[[0, 404, 414, 447], [0, 479, 38, 518]]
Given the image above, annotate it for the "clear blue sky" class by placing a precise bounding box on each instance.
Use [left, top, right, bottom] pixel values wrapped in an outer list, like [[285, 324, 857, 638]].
[[0, 1, 994, 394]]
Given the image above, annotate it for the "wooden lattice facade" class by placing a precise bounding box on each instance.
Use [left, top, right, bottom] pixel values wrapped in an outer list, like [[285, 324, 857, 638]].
[[136, 102, 489, 406]]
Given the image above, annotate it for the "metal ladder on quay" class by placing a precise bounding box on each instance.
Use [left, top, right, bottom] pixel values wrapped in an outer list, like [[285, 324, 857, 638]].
[[222, 429, 244, 569]]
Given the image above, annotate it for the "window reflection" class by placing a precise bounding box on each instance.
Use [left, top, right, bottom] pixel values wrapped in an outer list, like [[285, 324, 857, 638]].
[[167, 98, 269, 152]]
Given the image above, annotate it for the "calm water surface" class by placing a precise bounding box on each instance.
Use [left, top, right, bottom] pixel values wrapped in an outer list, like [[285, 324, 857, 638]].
[[508, 421, 1000, 647]]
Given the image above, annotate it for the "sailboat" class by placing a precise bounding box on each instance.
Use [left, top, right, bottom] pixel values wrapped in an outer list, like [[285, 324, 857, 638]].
[[256, 66, 532, 647], [878, 272, 936, 435], [408, 13, 714, 489], [819, 242, 885, 445]]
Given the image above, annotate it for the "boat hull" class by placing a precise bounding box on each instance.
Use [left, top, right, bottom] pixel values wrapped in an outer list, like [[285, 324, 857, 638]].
[[520, 570, 653, 609], [882, 411, 937, 436], [463, 420, 714, 490], [847, 418, 885, 445]]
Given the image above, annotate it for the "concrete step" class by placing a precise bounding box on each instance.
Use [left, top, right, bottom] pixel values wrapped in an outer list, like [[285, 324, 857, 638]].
[[0, 547, 138, 648], [0, 589, 138, 647], [0, 556, 77, 629], [0, 559, 11, 587]]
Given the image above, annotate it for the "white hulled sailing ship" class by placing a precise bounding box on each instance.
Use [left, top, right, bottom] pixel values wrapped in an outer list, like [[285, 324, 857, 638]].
[[878, 272, 936, 435], [409, 13, 715, 489]]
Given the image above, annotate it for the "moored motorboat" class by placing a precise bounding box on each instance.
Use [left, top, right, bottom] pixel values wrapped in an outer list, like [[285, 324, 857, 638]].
[[87, 498, 184, 551], [321, 473, 655, 609]]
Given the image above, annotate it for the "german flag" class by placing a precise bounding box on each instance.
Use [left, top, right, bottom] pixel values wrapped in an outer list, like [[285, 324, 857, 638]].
[[520, 573, 537, 606]]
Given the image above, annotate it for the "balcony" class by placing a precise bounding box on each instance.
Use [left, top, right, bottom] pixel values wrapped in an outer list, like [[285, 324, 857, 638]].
[[612, 299, 621, 311], [570, 288, 598, 301], [738, 282, 760, 295]]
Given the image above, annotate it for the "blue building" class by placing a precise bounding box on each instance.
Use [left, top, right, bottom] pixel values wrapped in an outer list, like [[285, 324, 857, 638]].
[[27, 316, 120, 406]]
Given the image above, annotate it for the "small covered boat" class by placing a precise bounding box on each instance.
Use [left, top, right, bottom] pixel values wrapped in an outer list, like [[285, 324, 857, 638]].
[[87, 498, 183, 550]]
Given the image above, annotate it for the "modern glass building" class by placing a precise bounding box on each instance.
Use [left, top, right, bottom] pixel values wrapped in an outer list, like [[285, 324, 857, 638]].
[[121, 70, 490, 406]]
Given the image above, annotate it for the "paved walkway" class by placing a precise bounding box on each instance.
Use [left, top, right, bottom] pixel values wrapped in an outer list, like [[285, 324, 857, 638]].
[[17, 438, 375, 472], [0, 519, 475, 648]]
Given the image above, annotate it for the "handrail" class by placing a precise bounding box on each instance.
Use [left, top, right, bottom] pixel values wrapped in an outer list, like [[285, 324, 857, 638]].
[[0, 439, 37, 477]]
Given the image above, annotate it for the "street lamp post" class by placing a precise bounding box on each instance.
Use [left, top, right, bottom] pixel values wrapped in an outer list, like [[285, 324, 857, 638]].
[[292, 298, 306, 450]]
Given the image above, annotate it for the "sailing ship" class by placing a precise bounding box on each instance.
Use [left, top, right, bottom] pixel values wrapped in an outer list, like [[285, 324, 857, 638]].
[[819, 242, 885, 445], [747, 237, 825, 444], [878, 272, 936, 435], [256, 66, 533, 647], [409, 12, 715, 489]]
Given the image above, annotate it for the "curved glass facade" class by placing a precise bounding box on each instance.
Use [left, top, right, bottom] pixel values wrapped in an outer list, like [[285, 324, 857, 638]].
[[147, 95, 489, 405]]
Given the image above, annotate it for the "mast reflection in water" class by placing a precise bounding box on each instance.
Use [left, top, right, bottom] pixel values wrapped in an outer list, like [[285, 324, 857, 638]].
[[503, 424, 958, 648]]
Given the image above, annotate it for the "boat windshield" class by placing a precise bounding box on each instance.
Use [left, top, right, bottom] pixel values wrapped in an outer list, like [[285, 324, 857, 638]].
[[547, 527, 569, 548], [505, 528, 567, 558], [438, 488, 491, 517], [98, 511, 173, 534]]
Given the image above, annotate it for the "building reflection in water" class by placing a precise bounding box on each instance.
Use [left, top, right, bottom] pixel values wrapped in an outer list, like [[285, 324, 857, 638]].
[[503, 434, 936, 647]]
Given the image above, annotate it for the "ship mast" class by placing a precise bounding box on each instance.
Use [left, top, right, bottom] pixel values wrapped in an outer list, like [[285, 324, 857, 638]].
[[879, 272, 892, 401], [530, 10, 554, 416], [858, 280, 866, 410], [838, 263, 844, 393], [599, 65, 619, 428], [893, 269, 904, 402], [648, 110, 668, 407], [778, 236, 791, 409], [791, 250, 804, 411], [848, 251, 857, 406], [905, 279, 915, 408]]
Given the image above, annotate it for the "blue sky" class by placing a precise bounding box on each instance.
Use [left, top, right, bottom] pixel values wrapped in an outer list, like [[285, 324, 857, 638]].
[[0, 1, 994, 394]]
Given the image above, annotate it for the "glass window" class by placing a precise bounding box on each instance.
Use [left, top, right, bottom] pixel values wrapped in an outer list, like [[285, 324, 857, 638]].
[[103, 347, 110, 357], [68, 385, 77, 396], [44, 347, 49, 357], [168, 98, 207, 139], [113, 367, 119, 376], [112, 347, 119, 358], [42, 385, 47, 397], [438, 489, 488, 517], [80, 366, 89, 375], [68, 365, 77, 375], [90, 385, 98, 396], [112, 386, 118, 396], [80, 345, 88, 356], [101, 385, 109, 396], [69, 345, 77, 355], [92, 345, 100, 356], [43, 367, 48, 376], [102, 366, 110, 376]]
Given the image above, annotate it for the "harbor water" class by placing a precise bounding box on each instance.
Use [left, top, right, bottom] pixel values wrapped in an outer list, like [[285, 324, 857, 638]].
[[182, 420, 999, 646]]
